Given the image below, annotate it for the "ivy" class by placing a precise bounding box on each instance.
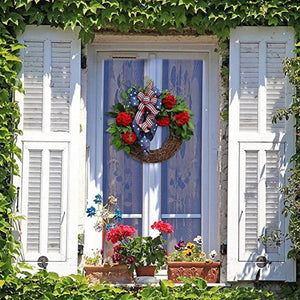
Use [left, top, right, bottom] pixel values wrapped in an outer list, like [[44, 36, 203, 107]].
[[272, 45, 300, 259], [0, 0, 299, 289]]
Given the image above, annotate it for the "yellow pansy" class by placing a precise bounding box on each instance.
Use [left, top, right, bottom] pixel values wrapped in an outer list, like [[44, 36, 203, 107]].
[[186, 242, 195, 249], [183, 249, 192, 257]]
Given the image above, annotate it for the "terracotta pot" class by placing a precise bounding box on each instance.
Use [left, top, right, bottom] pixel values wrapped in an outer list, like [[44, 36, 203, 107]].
[[167, 261, 220, 283], [135, 265, 156, 276], [84, 264, 134, 284]]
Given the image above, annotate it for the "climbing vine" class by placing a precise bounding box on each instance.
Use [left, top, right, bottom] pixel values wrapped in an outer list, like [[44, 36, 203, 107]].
[[272, 45, 300, 259], [0, 0, 299, 283]]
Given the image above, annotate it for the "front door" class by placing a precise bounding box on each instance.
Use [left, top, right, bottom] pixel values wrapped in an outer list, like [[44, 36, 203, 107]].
[[86, 41, 218, 255]]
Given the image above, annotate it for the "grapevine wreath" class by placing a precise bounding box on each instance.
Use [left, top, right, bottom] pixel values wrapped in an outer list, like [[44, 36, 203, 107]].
[[107, 79, 194, 163]]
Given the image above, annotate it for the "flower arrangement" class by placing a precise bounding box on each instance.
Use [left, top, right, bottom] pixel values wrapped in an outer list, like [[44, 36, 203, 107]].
[[168, 235, 217, 263], [107, 79, 193, 157], [86, 194, 122, 232], [107, 220, 174, 272]]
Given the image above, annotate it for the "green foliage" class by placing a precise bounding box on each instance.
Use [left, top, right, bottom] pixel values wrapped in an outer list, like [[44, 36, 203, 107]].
[[270, 45, 300, 259], [0, 273, 275, 299], [279, 282, 300, 300], [84, 249, 103, 266], [137, 277, 274, 299], [0, 29, 22, 281]]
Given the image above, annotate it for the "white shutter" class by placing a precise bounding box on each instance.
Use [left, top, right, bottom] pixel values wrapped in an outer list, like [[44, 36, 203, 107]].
[[15, 26, 81, 275], [228, 27, 296, 281]]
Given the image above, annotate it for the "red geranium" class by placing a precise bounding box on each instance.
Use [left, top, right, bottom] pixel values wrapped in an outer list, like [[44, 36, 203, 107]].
[[174, 111, 189, 126], [107, 225, 137, 244], [111, 252, 123, 263], [126, 256, 135, 265], [121, 132, 137, 144], [151, 220, 174, 234], [162, 94, 176, 109], [113, 244, 122, 253], [116, 112, 132, 126], [156, 116, 170, 127]]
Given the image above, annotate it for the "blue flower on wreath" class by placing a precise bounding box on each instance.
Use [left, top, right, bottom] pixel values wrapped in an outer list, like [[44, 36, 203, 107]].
[[86, 206, 96, 217], [113, 209, 122, 222], [94, 194, 103, 204]]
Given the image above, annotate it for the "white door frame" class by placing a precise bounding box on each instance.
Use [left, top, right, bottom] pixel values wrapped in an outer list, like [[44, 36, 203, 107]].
[[86, 35, 219, 257]]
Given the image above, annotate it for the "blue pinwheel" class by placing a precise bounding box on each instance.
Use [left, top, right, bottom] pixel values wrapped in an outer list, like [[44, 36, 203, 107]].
[[94, 194, 103, 204], [86, 206, 96, 217]]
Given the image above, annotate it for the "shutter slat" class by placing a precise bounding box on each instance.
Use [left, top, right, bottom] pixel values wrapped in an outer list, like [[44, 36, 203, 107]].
[[26, 150, 42, 252], [23, 41, 44, 130], [47, 150, 63, 253], [265, 150, 280, 253], [239, 43, 259, 131], [51, 42, 70, 132], [266, 43, 286, 131], [245, 150, 259, 252]]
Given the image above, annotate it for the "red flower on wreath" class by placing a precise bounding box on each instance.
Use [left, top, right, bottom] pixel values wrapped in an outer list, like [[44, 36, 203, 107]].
[[121, 132, 137, 144], [174, 111, 189, 126], [116, 112, 132, 126], [162, 94, 176, 109], [107, 225, 137, 244], [151, 220, 174, 234], [156, 116, 170, 127]]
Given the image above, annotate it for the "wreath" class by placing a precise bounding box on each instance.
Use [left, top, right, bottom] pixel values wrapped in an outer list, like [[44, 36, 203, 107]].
[[107, 79, 194, 163]]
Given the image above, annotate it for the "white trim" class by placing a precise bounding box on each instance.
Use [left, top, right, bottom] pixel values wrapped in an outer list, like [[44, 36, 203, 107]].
[[86, 35, 219, 256]]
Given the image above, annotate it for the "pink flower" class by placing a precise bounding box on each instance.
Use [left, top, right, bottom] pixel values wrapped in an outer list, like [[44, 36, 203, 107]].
[[151, 220, 173, 234]]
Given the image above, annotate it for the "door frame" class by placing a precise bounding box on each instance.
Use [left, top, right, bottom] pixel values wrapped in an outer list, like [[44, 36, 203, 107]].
[[85, 35, 219, 256]]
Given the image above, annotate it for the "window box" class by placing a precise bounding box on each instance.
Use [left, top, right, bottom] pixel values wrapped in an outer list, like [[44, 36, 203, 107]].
[[167, 261, 221, 283], [84, 265, 134, 284]]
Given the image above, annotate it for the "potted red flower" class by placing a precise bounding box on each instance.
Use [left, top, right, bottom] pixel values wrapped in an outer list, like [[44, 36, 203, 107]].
[[107, 221, 173, 277]]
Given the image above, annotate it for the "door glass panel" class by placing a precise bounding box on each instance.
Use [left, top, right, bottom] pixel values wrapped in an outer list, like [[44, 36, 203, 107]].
[[161, 59, 202, 242], [103, 60, 144, 216], [162, 218, 202, 252]]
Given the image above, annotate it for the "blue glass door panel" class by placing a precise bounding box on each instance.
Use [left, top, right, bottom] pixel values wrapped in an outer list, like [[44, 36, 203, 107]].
[[161, 59, 202, 250], [103, 59, 144, 234]]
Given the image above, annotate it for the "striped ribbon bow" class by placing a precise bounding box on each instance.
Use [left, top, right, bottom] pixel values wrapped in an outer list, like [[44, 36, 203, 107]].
[[134, 81, 160, 133]]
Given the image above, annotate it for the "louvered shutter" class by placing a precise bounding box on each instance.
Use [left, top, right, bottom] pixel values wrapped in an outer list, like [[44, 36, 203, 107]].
[[227, 27, 296, 281], [15, 26, 81, 275]]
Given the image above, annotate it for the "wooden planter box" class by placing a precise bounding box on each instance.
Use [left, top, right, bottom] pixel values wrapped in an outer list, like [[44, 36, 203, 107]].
[[167, 261, 221, 283], [84, 265, 134, 284]]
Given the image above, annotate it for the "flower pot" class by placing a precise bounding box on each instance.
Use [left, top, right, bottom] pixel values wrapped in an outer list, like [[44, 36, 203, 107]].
[[135, 265, 156, 277], [84, 264, 134, 284], [167, 261, 220, 283]]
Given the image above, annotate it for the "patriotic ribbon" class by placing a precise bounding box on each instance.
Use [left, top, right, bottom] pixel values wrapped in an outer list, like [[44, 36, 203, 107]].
[[127, 81, 161, 154], [135, 81, 160, 133]]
